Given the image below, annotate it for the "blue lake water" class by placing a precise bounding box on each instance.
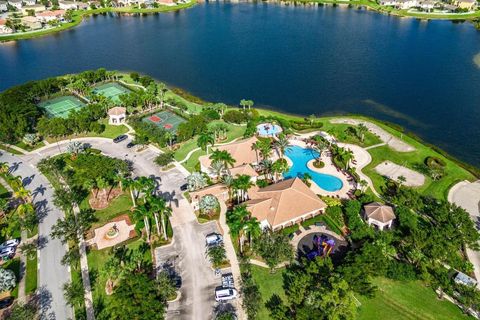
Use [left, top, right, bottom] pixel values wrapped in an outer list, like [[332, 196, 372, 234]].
[[1, 3, 480, 166], [284, 145, 343, 192]]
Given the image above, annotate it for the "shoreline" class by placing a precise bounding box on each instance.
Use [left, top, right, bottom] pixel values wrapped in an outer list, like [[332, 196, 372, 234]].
[[1, 0, 479, 43], [0, 1, 198, 42]]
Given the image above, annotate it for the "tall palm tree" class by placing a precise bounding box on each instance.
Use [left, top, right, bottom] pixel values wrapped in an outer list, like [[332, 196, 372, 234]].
[[243, 217, 261, 245], [275, 136, 291, 159], [197, 132, 215, 155], [123, 178, 137, 207], [137, 176, 156, 200], [148, 196, 172, 240], [357, 123, 368, 142], [164, 131, 174, 150], [271, 159, 289, 183], [260, 159, 273, 180], [234, 175, 254, 202], [258, 139, 272, 161], [251, 142, 260, 164], [133, 204, 152, 243], [222, 174, 234, 201], [227, 205, 249, 253]]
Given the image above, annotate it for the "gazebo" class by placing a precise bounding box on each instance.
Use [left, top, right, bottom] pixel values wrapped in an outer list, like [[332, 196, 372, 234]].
[[108, 107, 127, 125], [363, 202, 395, 230]]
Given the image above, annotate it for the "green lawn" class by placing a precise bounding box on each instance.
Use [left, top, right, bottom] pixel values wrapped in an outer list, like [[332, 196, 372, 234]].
[[90, 194, 133, 228], [0, 143, 22, 155], [321, 122, 383, 148], [251, 265, 287, 320], [14, 141, 45, 152], [165, 90, 205, 114], [0, 183, 9, 198], [45, 120, 128, 143], [25, 255, 38, 295], [251, 267, 468, 320], [358, 277, 470, 320]]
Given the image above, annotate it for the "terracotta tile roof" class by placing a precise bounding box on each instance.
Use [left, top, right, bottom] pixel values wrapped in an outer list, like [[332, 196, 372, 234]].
[[190, 184, 228, 202], [245, 178, 326, 229], [229, 164, 258, 178], [38, 9, 65, 17], [199, 136, 260, 169], [108, 106, 126, 116], [364, 202, 396, 223]]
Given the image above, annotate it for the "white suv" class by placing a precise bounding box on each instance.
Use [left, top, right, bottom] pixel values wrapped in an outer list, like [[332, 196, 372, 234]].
[[215, 288, 238, 302]]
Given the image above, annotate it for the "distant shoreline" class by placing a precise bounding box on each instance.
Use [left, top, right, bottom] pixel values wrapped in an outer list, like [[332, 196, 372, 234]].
[[1, 0, 479, 43]]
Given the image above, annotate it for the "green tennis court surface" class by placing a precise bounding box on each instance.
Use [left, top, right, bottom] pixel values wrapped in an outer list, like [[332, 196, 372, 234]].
[[143, 111, 186, 132], [93, 82, 132, 103], [39, 96, 86, 118]]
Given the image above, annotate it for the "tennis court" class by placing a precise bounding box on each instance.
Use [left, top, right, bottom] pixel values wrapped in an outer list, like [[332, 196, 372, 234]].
[[39, 96, 86, 118], [93, 82, 132, 103], [143, 111, 186, 132]]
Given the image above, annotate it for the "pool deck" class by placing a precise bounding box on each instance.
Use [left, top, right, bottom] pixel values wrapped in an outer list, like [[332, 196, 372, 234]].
[[287, 139, 354, 199]]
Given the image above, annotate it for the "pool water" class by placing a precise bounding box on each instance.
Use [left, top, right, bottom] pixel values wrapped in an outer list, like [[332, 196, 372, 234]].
[[257, 123, 282, 137], [283, 145, 343, 192]]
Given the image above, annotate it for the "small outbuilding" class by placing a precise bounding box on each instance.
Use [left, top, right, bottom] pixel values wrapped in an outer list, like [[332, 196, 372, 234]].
[[363, 202, 395, 230], [108, 107, 127, 125], [454, 272, 477, 287]]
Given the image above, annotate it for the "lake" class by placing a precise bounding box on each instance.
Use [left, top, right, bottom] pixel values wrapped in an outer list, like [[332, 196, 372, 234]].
[[1, 3, 480, 167]]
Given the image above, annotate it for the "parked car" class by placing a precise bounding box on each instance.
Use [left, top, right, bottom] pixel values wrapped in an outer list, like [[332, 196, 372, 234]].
[[206, 233, 223, 247], [113, 135, 128, 143], [215, 288, 238, 302], [0, 247, 15, 260], [180, 183, 188, 191], [0, 239, 20, 250], [0, 297, 13, 310], [126, 141, 135, 148]]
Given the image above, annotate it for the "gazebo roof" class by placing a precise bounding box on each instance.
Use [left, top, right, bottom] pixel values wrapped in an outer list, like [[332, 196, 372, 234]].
[[108, 106, 126, 116], [364, 202, 396, 223]]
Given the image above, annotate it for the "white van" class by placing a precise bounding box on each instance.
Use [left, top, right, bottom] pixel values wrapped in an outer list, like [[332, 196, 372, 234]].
[[206, 233, 223, 247], [215, 288, 238, 302]]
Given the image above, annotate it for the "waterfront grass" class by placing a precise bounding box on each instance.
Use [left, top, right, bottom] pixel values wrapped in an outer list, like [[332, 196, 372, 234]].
[[321, 122, 383, 147], [45, 121, 128, 143], [164, 90, 204, 114]]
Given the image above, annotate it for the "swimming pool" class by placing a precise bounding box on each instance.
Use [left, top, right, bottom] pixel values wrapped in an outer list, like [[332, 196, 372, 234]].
[[283, 145, 343, 192], [257, 123, 282, 137]]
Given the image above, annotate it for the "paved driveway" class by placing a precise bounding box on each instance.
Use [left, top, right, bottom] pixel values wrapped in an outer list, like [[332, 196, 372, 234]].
[[0, 151, 72, 320]]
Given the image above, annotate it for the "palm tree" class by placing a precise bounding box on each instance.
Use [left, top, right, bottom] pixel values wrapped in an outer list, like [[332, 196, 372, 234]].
[[234, 175, 254, 202], [148, 196, 172, 240], [271, 159, 289, 183], [275, 136, 291, 159], [164, 131, 174, 149], [302, 172, 312, 187], [222, 174, 234, 201], [134, 204, 152, 242], [312, 139, 328, 163], [123, 178, 137, 207], [307, 114, 316, 125], [227, 205, 249, 253], [258, 139, 272, 161], [210, 160, 226, 179], [96, 177, 109, 200], [0, 162, 9, 174], [239, 99, 247, 111], [197, 132, 215, 155], [137, 176, 156, 200], [251, 142, 260, 164], [359, 180, 368, 192], [209, 150, 236, 169], [342, 149, 355, 170], [243, 217, 261, 245], [357, 123, 368, 142], [14, 187, 31, 203]]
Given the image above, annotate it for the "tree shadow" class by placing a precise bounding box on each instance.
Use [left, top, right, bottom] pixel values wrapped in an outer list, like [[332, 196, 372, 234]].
[[8, 162, 21, 174], [37, 235, 49, 250], [22, 174, 35, 187], [32, 184, 47, 200]]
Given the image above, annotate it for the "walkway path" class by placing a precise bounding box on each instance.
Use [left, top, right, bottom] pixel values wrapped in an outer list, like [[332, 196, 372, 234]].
[[178, 138, 242, 164], [218, 201, 247, 320], [1, 143, 28, 155], [330, 118, 415, 152]]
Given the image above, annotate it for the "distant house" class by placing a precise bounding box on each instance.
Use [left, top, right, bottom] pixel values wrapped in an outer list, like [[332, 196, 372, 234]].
[[7, 0, 23, 10], [454, 272, 477, 287], [363, 202, 395, 230], [21, 4, 46, 15], [379, 0, 398, 6], [156, 0, 176, 5], [455, 0, 475, 9], [245, 178, 327, 231], [189, 184, 229, 211], [0, 19, 12, 34], [37, 9, 65, 22], [418, 0, 435, 10], [58, 0, 78, 9], [108, 107, 127, 125], [23, 0, 36, 5], [0, 1, 7, 11], [77, 2, 88, 9], [21, 16, 42, 29]]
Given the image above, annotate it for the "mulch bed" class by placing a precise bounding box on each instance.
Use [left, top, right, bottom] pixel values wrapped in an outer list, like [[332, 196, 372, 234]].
[[89, 188, 123, 210]]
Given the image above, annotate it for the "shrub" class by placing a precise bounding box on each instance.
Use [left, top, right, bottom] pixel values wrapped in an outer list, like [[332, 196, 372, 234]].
[[325, 205, 344, 228], [0, 268, 16, 292], [385, 261, 418, 281], [425, 156, 446, 169], [313, 160, 325, 168], [256, 179, 269, 188], [155, 152, 174, 167], [223, 110, 248, 124], [200, 109, 220, 121]]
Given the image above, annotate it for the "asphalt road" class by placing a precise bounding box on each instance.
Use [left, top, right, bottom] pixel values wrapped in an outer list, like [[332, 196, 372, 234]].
[[0, 151, 72, 320]]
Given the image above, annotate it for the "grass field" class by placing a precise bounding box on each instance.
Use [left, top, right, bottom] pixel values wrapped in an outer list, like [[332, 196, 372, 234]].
[[251, 266, 468, 320], [357, 277, 470, 320], [14, 141, 45, 152], [251, 265, 286, 320], [90, 194, 133, 228], [164, 90, 205, 114], [321, 122, 383, 148], [45, 120, 129, 143]]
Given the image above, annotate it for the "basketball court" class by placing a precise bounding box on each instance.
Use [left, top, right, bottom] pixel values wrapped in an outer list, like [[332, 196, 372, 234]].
[[93, 82, 132, 103], [38, 96, 86, 118], [143, 110, 186, 132]]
